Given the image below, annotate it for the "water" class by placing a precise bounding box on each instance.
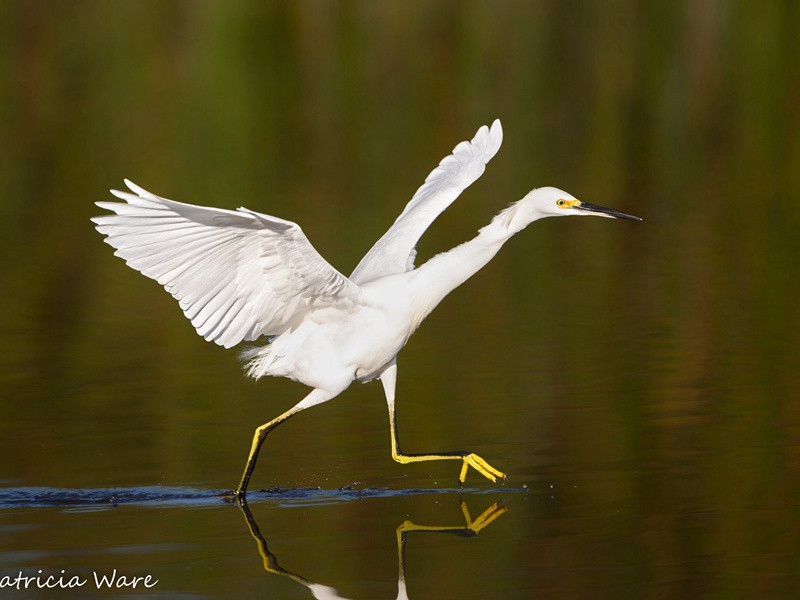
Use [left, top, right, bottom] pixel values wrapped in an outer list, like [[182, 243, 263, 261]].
[[0, 487, 522, 599], [2, 2, 800, 598]]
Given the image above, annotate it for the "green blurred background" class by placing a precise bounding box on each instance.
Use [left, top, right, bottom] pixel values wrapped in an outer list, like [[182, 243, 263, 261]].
[[1, 1, 799, 598]]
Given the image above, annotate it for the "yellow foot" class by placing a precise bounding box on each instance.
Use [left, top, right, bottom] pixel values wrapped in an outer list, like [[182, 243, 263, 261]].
[[458, 453, 507, 484]]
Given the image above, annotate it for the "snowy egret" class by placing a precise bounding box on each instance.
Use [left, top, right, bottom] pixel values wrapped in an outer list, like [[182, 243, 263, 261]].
[[92, 119, 641, 497]]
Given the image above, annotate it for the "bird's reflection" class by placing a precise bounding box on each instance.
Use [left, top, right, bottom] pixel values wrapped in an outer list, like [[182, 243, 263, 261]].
[[237, 498, 507, 600]]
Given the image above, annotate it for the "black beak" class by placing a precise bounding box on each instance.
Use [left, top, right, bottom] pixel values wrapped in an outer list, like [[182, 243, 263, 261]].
[[577, 202, 642, 221]]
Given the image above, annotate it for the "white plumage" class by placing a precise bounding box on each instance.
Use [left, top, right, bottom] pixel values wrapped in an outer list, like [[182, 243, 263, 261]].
[[92, 119, 640, 496], [350, 120, 503, 284], [94, 180, 360, 349]]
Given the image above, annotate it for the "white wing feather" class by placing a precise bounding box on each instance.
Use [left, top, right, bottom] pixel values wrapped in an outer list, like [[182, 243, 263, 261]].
[[92, 180, 360, 348], [349, 119, 503, 285]]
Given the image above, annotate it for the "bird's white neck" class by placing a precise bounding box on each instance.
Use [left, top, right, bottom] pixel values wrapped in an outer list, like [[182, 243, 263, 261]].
[[479, 199, 540, 240], [405, 201, 534, 331]]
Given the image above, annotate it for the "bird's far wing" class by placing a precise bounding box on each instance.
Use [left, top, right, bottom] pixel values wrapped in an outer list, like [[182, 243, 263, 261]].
[[349, 119, 503, 285], [92, 180, 360, 348]]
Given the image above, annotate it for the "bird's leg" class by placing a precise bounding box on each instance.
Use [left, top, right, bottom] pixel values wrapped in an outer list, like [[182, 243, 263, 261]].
[[235, 408, 301, 499], [380, 363, 506, 484], [235, 388, 333, 499]]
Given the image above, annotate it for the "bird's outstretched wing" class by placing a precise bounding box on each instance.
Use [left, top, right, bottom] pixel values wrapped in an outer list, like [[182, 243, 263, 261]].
[[349, 119, 503, 285], [92, 180, 360, 348]]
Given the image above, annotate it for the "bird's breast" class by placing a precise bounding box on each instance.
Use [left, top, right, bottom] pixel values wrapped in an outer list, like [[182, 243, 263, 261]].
[[270, 286, 414, 389]]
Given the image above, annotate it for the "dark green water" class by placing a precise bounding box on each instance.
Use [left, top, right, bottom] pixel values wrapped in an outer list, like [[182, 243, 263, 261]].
[[2, 2, 799, 598]]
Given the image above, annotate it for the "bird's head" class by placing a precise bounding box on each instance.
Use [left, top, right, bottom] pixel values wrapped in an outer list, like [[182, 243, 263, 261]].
[[521, 187, 642, 221]]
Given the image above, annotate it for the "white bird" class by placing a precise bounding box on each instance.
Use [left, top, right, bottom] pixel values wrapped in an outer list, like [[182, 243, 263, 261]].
[[92, 119, 641, 498]]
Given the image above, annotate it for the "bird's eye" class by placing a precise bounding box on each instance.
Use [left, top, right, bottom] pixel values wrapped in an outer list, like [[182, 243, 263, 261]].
[[556, 199, 567, 207]]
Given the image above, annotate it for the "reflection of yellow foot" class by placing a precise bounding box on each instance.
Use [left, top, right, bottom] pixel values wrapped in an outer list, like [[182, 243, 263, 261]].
[[397, 500, 508, 536], [459, 453, 507, 484], [461, 500, 508, 533]]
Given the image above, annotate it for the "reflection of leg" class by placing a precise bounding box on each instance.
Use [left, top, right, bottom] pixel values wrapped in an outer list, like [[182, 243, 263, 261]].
[[237, 494, 505, 600], [397, 500, 508, 537], [395, 500, 508, 598], [235, 388, 334, 498], [237, 498, 311, 585], [380, 363, 507, 484], [237, 498, 349, 599]]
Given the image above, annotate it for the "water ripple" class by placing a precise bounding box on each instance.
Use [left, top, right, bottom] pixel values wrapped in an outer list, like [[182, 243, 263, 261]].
[[0, 485, 526, 509]]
